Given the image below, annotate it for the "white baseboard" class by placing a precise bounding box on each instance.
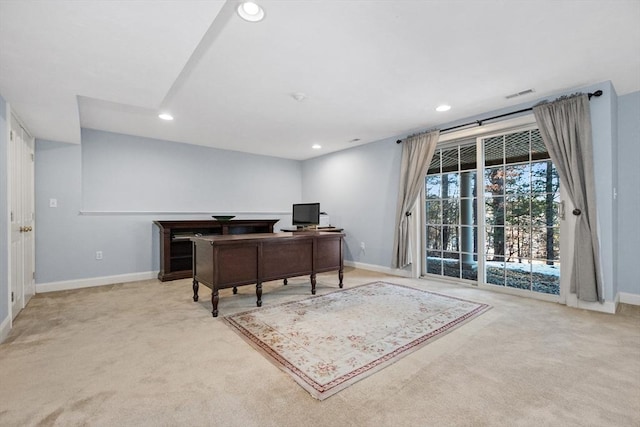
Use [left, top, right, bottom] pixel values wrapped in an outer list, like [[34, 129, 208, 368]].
[[579, 300, 617, 314], [36, 271, 158, 293], [618, 292, 640, 306], [344, 260, 412, 278], [565, 294, 618, 314], [0, 314, 11, 344]]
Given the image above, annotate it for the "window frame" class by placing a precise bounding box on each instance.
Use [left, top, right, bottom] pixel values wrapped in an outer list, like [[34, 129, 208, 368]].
[[420, 115, 564, 303]]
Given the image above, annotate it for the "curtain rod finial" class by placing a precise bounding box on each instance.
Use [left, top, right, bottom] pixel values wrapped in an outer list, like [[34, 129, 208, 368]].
[[589, 90, 603, 99]]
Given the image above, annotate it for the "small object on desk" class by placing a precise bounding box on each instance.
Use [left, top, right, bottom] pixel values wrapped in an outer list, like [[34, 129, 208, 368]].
[[319, 213, 330, 227], [212, 215, 235, 221]]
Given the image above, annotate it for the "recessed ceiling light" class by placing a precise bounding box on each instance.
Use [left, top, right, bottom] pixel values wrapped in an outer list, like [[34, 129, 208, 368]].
[[237, 1, 265, 22], [291, 92, 307, 102], [158, 113, 174, 121], [436, 105, 451, 112], [312, 144, 322, 150]]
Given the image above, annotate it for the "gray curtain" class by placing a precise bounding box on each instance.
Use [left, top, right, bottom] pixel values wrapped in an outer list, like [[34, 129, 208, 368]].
[[533, 94, 602, 302], [392, 130, 439, 269]]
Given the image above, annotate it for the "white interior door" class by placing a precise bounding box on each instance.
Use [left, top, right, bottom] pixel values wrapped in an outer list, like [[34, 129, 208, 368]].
[[23, 132, 35, 302], [9, 113, 35, 319], [9, 116, 23, 318]]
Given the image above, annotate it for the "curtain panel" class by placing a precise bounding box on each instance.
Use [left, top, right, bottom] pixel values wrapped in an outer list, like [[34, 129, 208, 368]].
[[392, 130, 440, 269], [533, 94, 602, 302]]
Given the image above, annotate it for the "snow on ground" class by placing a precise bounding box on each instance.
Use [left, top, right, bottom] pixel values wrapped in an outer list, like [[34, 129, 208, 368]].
[[430, 257, 560, 276], [485, 260, 560, 277]]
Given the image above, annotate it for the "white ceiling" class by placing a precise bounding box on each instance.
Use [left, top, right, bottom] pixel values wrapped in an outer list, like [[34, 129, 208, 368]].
[[1, 1, 639, 160]]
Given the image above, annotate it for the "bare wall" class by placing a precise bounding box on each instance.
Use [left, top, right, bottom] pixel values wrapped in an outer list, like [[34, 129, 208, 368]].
[[617, 91, 640, 295]]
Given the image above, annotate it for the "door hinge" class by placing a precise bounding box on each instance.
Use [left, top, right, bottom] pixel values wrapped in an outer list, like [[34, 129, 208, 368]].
[[31, 153, 34, 162], [10, 211, 14, 222], [33, 271, 36, 280], [10, 130, 13, 141], [11, 292, 14, 302]]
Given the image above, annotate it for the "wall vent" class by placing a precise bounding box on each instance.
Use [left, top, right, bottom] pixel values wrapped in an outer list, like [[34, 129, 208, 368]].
[[505, 89, 535, 99]]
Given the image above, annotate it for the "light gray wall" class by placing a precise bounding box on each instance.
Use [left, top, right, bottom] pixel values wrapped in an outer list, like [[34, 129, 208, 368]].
[[81, 129, 299, 213], [302, 136, 402, 266], [617, 91, 640, 295], [0, 94, 8, 328], [302, 81, 625, 302], [587, 81, 617, 302], [35, 130, 302, 284]]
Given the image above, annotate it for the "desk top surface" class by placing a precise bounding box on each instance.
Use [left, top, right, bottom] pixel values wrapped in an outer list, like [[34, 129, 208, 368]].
[[154, 219, 279, 227], [191, 231, 344, 244]]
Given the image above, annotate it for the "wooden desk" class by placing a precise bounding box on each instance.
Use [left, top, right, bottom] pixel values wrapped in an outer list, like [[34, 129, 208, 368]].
[[191, 232, 344, 317]]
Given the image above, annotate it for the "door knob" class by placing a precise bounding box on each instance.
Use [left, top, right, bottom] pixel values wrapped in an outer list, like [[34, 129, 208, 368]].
[[19, 226, 25, 232]]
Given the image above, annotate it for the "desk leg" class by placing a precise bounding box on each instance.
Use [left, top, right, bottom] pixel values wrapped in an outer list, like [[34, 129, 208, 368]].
[[339, 269, 344, 288], [212, 288, 219, 317], [256, 282, 262, 307], [193, 280, 199, 302], [311, 274, 316, 295]]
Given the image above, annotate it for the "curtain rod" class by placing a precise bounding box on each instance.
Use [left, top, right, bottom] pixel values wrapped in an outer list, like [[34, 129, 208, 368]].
[[396, 90, 603, 144]]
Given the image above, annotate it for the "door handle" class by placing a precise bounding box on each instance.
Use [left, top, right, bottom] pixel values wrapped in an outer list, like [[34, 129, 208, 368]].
[[19, 226, 25, 232], [558, 201, 565, 220]]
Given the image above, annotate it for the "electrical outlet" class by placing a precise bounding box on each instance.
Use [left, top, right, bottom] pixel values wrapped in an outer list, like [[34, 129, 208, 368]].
[[96, 251, 103, 260], [360, 242, 365, 250], [49, 198, 57, 208]]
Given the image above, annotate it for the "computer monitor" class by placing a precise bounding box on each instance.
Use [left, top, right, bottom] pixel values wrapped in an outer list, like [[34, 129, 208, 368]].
[[292, 203, 320, 228]]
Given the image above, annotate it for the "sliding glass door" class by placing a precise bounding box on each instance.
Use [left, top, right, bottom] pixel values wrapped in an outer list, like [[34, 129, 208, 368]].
[[424, 126, 563, 298], [425, 141, 478, 281], [482, 129, 560, 295]]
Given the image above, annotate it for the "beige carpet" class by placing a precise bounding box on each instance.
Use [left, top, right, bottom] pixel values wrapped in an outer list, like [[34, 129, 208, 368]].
[[1, 268, 639, 426]]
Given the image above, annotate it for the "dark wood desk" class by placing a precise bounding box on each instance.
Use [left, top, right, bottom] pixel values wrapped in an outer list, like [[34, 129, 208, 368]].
[[191, 232, 344, 317]]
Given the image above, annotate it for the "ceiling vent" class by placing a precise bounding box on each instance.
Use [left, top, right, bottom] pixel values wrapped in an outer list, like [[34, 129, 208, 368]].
[[505, 89, 535, 99]]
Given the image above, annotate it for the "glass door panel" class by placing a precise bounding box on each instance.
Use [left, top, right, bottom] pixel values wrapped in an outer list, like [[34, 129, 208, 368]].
[[481, 129, 560, 296], [425, 142, 478, 282]]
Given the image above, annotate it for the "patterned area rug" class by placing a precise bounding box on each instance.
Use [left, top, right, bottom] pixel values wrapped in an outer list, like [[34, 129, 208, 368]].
[[224, 281, 491, 400]]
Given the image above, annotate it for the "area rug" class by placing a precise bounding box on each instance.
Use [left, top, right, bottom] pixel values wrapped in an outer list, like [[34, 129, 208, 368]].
[[224, 281, 491, 400]]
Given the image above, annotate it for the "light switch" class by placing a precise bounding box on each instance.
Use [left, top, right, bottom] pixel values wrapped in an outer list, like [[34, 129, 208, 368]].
[[49, 198, 57, 208]]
